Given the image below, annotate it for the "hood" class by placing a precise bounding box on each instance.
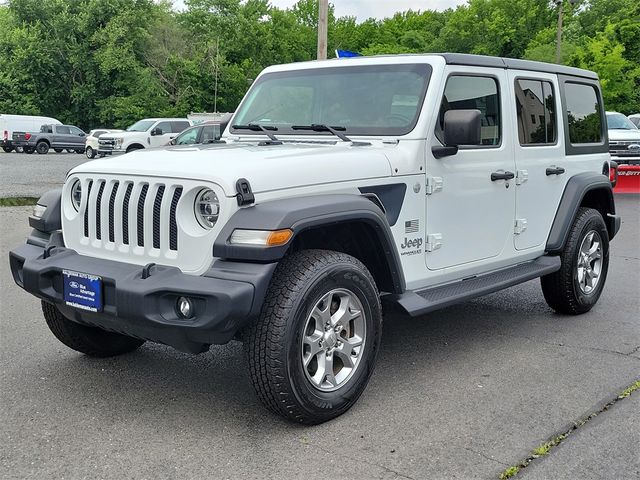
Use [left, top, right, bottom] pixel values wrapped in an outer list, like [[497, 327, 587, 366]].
[[69, 142, 393, 196], [608, 129, 640, 142], [102, 131, 145, 138]]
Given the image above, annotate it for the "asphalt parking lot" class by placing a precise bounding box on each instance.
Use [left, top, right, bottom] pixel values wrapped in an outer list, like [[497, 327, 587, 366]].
[[0, 151, 89, 198], [0, 190, 638, 478]]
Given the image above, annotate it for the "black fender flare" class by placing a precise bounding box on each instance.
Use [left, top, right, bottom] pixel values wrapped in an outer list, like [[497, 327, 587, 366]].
[[546, 172, 619, 253], [213, 194, 406, 293], [29, 188, 62, 233]]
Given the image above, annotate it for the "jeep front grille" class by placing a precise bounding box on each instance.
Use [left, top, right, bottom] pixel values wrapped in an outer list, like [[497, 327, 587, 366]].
[[81, 178, 182, 252]]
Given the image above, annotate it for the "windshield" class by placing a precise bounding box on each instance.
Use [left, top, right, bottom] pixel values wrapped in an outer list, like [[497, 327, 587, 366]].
[[232, 64, 432, 137], [126, 120, 155, 132], [606, 113, 638, 130]]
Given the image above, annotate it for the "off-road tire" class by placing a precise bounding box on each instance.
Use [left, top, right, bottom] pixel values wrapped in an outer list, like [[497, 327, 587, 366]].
[[245, 250, 382, 425], [541, 208, 610, 315], [85, 146, 95, 159], [36, 141, 49, 154], [42, 301, 144, 357]]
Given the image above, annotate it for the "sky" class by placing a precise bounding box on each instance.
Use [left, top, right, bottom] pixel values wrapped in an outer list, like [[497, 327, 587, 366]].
[[269, 0, 469, 20]]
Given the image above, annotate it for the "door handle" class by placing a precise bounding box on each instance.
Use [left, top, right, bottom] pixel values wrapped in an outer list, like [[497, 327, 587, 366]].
[[491, 171, 515, 181], [546, 166, 566, 176]]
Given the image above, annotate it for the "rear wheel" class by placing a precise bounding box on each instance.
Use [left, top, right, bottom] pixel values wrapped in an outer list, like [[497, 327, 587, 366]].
[[2, 146, 13, 153], [42, 301, 144, 357], [245, 250, 382, 424], [36, 141, 49, 154], [541, 208, 609, 314], [85, 146, 95, 159]]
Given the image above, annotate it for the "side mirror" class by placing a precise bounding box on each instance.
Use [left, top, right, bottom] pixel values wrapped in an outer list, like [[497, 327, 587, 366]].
[[79, 132, 86, 137], [433, 109, 482, 159], [150, 127, 163, 136], [170, 139, 176, 145]]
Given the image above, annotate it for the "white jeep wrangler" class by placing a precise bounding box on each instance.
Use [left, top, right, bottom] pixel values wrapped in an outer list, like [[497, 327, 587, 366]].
[[10, 54, 620, 424]]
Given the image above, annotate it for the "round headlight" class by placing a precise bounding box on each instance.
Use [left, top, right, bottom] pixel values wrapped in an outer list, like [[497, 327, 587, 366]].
[[195, 188, 220, 229], [70, 180, 82, 211]]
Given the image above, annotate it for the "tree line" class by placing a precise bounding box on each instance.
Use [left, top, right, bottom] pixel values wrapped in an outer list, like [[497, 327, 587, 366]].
[[0, 0, 638, 130]]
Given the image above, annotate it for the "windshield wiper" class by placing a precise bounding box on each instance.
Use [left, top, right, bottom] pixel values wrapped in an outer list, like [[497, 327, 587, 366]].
[[232, 123, 281, 143], [292, 124, 352, 142]]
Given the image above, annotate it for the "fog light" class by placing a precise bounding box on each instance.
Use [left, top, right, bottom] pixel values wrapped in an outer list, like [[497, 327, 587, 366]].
[[177, 296, 194, 319]]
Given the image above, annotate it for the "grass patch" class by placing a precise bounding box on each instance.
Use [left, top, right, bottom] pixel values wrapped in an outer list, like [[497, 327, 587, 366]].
[[0, 196, 38, 207], [499, 378, 640, 479]]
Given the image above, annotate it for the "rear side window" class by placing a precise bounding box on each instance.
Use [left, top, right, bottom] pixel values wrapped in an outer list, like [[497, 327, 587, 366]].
[[171, 121, 191, 133], [202, 125, 220, 142], [56, 126, 70, 134], [515, 79, 556, 145], [564, 83, 603, 144], [438, 75, 501, 146]]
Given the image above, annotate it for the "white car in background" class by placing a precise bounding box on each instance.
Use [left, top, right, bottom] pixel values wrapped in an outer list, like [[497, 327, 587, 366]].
[[628, 114, 640, 128], [606, 111, 640, 164], [85, 129, 122, 159], [97, 118, 192, 156]]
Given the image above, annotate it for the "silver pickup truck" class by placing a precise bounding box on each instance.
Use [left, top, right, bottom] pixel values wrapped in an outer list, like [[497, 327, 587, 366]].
[[12, 124, 87, 154]]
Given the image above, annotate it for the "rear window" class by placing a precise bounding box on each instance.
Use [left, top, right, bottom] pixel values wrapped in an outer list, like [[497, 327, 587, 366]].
[[515, 79, 556, 145], [564, 83, 603, 144]]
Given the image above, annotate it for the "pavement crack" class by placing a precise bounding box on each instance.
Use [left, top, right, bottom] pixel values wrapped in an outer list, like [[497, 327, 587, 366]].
[[462, 446, 510, 467], [513, 335, 640, 360], [498, 379, 640, 479], [302, 438, 416, 480]]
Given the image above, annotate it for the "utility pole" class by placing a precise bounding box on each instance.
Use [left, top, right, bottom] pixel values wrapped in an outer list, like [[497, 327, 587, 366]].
[[555, 0, 563, 64], [317, 0, 328, 60]]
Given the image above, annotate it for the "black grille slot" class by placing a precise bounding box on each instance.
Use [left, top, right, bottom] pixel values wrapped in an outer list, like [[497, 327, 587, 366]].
[[122, 183, 133, 245], [152, 185, 165, 249], [108, 182, 119, 243], [137, 184, 149, 247], [169, 187, 182, 251], [83, 180, 93, 237], [95, 181, 106, 240]]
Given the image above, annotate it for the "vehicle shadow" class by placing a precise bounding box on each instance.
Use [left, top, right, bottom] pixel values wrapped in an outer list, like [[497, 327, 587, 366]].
[[35, 279, 559, 432]]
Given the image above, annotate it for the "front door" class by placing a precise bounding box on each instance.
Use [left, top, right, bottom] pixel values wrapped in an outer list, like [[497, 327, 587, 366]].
[[426, 69, 516, 271], [148, 121, 174, 148]]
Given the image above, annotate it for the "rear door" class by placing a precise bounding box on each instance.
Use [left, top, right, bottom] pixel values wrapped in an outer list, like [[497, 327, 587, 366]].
[[508, 71, 566, 250], [54, 125, 72, 148], [426, 69, 516, 270]]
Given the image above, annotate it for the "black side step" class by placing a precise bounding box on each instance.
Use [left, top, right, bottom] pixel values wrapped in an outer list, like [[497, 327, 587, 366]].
[[387, 256, 561, 317]]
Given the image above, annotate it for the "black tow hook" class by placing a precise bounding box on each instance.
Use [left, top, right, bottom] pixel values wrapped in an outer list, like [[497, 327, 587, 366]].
[[141, 263, 156, 279]]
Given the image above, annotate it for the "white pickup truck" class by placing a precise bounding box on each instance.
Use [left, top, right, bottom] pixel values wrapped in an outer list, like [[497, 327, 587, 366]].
[[97, 118, 192, 156]]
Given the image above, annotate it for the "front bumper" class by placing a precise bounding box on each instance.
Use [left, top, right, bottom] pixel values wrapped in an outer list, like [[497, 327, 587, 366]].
[[9, 234, 276, 353]]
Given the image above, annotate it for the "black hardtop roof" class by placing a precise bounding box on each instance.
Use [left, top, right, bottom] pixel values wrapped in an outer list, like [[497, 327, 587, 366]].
[[438, 53, 598, 80]]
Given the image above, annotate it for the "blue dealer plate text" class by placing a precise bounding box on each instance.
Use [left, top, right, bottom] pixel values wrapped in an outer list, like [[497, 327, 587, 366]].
[[63, 270, 103, 312]]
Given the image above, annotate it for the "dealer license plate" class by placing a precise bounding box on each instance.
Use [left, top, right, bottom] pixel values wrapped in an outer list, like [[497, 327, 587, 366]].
[[63, 270, 103, 312]]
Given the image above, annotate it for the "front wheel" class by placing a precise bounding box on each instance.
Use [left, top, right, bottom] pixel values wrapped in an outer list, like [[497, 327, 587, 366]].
[[42, 301, 145, 357], [541, 208, 610, 314], [85, 146, 95, 159], [245, 250, 382, 424]]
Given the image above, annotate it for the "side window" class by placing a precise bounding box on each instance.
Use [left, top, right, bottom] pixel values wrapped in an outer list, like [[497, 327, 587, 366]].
[[438, 75, 501, 146], [94, 130, 106, 138], [175, 127, 200, 145], [154, 122, 171, 134], [201, 125, 220, 142], [171, 121, 190, 133], [69, 126, 83, 136], [56, 126, 70, 135], [564, 83, 603, 144], [515, 79, 556, 145]]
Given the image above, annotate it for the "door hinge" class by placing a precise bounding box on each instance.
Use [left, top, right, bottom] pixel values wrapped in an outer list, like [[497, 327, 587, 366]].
[[516, 169, 528, 185], [514, 218, 528, 235], [425, 176, 443, 195], [425, 233, 443, 252]]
